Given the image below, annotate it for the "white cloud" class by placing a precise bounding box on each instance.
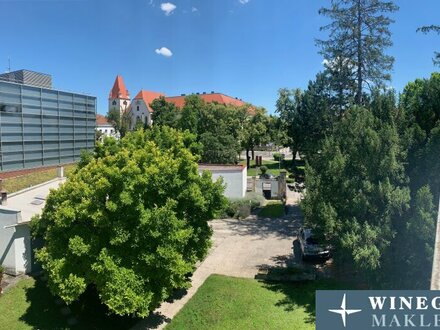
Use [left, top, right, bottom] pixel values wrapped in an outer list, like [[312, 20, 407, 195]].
[[192, 7, 198, 12], [161, 2, 176, 15], [239, 0, 250, 4], [155, 47, 173, 57]]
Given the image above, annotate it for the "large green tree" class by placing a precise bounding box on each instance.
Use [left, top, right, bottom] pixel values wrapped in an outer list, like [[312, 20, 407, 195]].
[[317, 0, 399, 104], [32, 127, 225, 317], [302, 106, 410, 283], [150, 96, 180, 127]]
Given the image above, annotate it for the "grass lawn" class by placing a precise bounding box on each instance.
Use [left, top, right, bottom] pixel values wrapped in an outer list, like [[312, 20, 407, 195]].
[[166, 274, 343, 330], [2, 164, 76, 194], [242, 159, 292, 177], [0, 277, 139, 330], [258, 201, 285, 218]]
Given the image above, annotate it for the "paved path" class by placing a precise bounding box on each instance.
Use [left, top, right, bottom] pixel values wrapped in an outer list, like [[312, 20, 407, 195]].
[[133, 191, 303, 329]]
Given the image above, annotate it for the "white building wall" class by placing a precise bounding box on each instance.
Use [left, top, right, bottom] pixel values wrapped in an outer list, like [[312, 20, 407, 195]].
[[96, 125, 118, 139], [0, 208, 28, 275], [14, 225, 31, 274], [129, 100, 152, 129], [200, 168, 246, 199], [108, 98, 131, 117]]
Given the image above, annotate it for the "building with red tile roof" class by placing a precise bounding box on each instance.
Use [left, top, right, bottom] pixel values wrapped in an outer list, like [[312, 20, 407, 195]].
[[165, 93, 246, 108], [96, 114, 118, 139], [134, 90, 165, 113], [96, 114, 109, 126], [109, 75, 130, 100], [108, 75, 251, 130]]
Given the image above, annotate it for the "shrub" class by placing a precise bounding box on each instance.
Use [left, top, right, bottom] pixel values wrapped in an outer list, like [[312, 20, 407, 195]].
[[286, 178, 295, 184], [260, 166, 268, 175], [273, 153, 285, 161], [223, 194, 265, 219]]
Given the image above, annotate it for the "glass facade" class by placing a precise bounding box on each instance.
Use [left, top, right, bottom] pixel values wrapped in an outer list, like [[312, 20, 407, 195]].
[[0, 81, 96, 172]]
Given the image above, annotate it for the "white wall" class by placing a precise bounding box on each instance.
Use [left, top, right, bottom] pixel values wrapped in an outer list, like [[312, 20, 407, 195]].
[[0, 208, 31, 275], [96, 125, 118, 139], [200, 168, 246, 199], [129, 99, 152, 129]]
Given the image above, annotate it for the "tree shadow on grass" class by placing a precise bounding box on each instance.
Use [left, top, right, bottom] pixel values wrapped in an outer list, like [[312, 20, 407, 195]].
[[261, 278, 350, 325], [20, 277, 141, 330]]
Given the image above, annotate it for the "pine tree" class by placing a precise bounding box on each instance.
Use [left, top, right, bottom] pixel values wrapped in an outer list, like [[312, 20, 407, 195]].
[[417, 25, 440, 66], [317, 0, 398, 105]]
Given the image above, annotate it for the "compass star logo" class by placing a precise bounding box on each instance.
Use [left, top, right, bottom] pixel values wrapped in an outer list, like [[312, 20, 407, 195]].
[[328, 294, 362, 327]]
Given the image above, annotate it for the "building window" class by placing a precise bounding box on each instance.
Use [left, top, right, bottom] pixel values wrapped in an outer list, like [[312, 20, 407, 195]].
[[123, 100, 127, 105], [137, 106, 139, 111], [112, 100, 116, 106]]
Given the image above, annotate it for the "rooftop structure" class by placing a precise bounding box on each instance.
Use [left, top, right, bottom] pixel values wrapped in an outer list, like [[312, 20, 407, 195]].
[[0, 69, 52, 89], [165, 93, 246, 108], [109, 75, 130, 100]]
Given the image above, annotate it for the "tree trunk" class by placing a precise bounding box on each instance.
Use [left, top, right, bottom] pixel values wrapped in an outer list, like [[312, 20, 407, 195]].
[[251, 148, 255, 160], [356, 0, 363, 105], [246, 149, 250, 169]]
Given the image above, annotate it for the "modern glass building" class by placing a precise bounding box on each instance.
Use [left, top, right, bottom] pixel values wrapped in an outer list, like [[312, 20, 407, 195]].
[[0, 71, 96, 172]]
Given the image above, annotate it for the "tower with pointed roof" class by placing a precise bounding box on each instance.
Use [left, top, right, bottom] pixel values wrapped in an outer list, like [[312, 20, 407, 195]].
[[108, 75, 131, 117]]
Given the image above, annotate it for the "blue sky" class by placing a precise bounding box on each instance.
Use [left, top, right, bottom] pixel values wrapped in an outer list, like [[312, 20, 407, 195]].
[[0, 0, 439, 114]]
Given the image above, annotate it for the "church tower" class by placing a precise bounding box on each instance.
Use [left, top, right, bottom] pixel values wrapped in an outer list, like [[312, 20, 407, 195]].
[[108, 75, 131, 116]]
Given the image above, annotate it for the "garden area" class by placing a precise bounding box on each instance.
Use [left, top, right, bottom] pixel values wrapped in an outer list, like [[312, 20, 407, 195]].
[[0, 276, 139, 330], [166, 274, 343, 330]]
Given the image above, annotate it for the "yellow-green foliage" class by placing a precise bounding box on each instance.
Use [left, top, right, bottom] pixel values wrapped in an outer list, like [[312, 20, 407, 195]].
[[32, 127, 226, 317]]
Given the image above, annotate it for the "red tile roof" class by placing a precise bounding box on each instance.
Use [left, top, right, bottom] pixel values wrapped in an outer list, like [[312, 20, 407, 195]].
[[164, 93, 246, 108], [96, 114, 110, 126], [109, 75, 130, 99], [134, 90, 165, 112]]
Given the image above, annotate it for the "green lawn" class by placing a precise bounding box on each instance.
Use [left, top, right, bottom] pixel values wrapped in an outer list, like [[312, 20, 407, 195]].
[[242, 159, 292, 177], [2, 164, 76, 194], [258, 201, 285, 218], [166, 274, 342, 330], [0, 277, 139, 330]]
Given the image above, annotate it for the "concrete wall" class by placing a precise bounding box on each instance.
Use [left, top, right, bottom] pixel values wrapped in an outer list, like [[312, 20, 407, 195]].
[[0, 208, 31, 275]]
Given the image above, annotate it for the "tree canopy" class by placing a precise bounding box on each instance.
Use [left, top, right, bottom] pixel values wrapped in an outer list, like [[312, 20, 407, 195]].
[[31, 127, 226, 316], [317, 0, 399, 104]]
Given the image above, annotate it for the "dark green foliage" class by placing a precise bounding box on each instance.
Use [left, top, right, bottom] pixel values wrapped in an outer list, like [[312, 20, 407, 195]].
[[260, 166, 268, 174], [106, 108, 130, 138], [150, 96, 180, 127], [273, 153, 284, 162], [276, 74, 338, 160], [302, 106, 410, 282], [402, 186, 437, 288], [317, 0, 399, 104], [32, 127, 226, 317], [199, 132, 239, 164], [400, 73, 440, 200]]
